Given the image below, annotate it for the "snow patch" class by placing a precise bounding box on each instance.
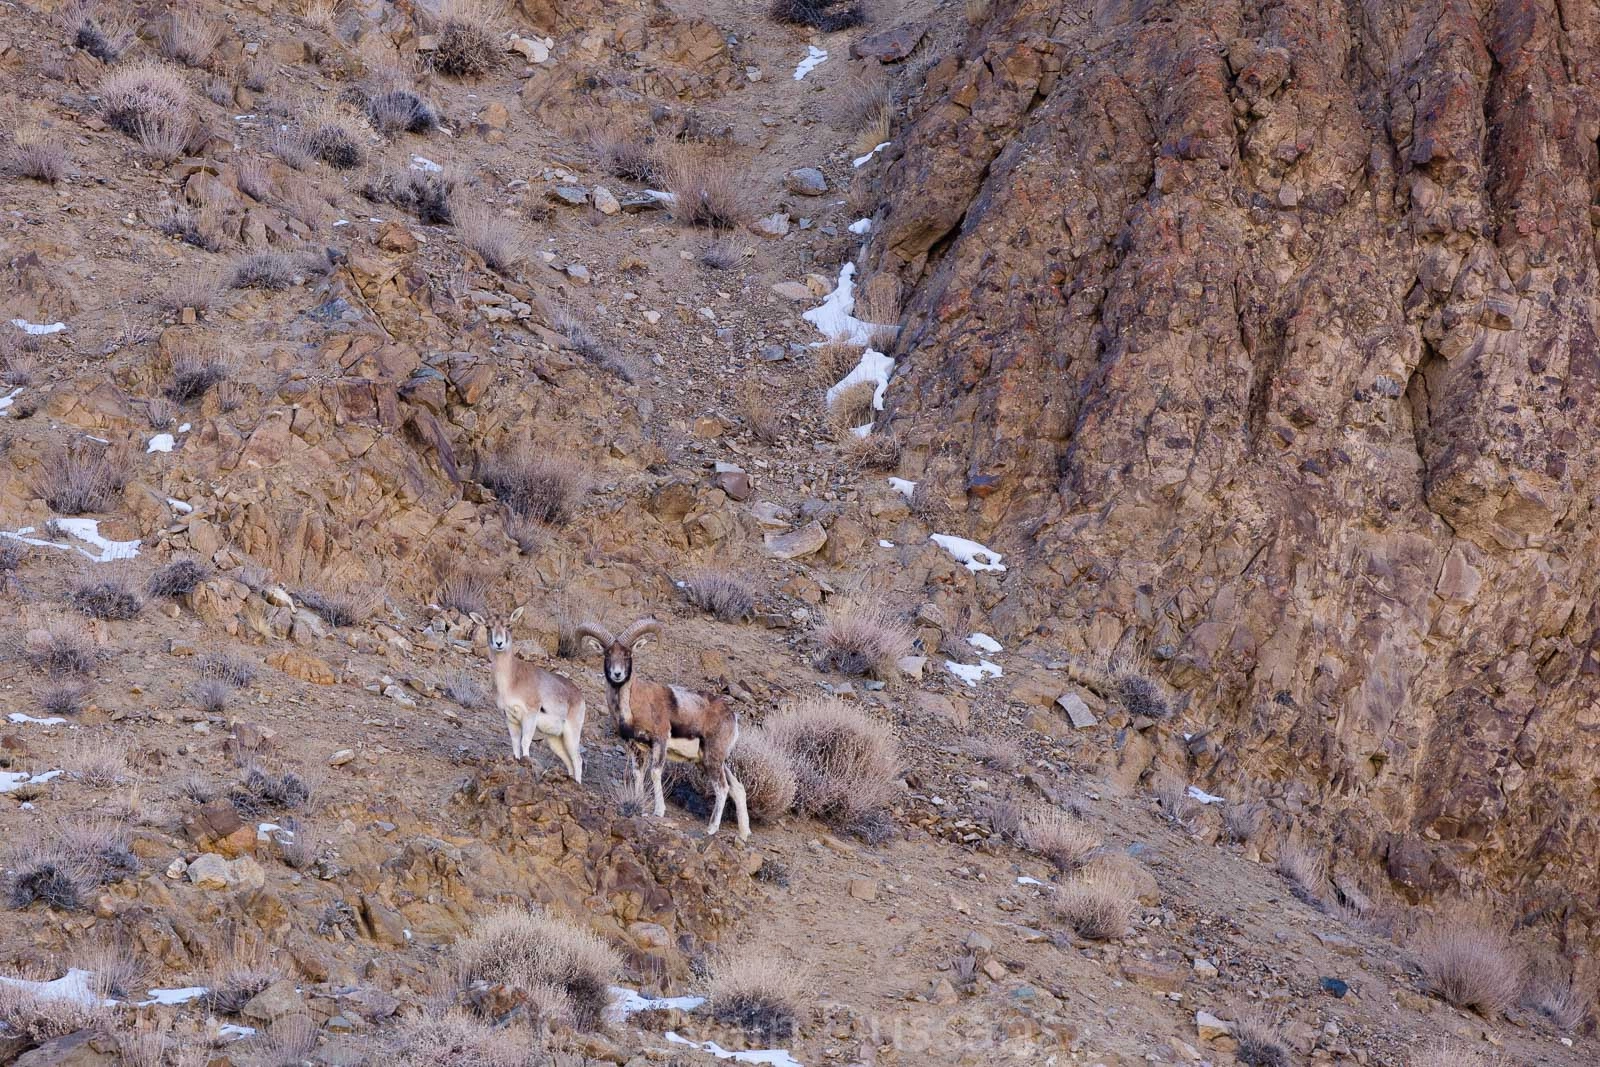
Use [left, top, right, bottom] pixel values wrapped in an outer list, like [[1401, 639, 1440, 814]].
[[608, 985, 706, 1022], [825, 349, 895, 415], [217, 1024, 256, 1041], [1187, 785, 1226, 805], [878, 539, 895, 548], [410, 155, 443, 173], [967, 632, 1002, 653], [167, 498, 193, 514], [0, 969, 104, 1007], [10, 319, 65, 335], [2, 519, 139, 563], [0, 769, 61, 794], [0, 387, 22, 414], [793, 46, 827, 80], [802, 263, 895, 347], [946, 660, 1003, 686], [666, 1033, 803, 1067], [929, 533, 1005, 573], [848, 218, 872, 235], [146, 433, 175, 453], [8, 713, 66, 726], [853, 142, 889, 167], [140, 986, 208, 1006], [1017, 876, 1046, 887], [888, 477, 916, 498], [178, 423, 191, 433]]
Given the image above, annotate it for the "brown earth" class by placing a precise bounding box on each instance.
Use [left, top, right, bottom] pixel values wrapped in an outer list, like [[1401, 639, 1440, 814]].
[[0, 0, 1592, 1063]]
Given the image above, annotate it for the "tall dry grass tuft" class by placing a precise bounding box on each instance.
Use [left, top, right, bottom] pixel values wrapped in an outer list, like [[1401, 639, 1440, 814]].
[[1052, 866, 1134, 941], [765, 696, 899, 827], [814, 598, 913, 679], [456, 202, 531, 273], [661, 144, 751, 230], [455, 908, 622, 1031], [1274, 840, 1328, 906], [477, 446, 584, 525], [1019, 808, 1099, 873], [708, 949, 805, 1044], [1414, 908, 1524, 1017], [434, 0, 501, 77]]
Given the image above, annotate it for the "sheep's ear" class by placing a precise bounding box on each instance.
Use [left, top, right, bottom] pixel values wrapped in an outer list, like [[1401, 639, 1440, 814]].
[[468, 612, 486, 626], [581, 635, 603, 653], [631, 633, 654, 650], [509, 606, 524, 624]]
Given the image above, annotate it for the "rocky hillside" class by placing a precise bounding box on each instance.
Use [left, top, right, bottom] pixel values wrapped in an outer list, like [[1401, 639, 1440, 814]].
[[0, 0, 1594, 1063], [868, 0, 1600, 946]]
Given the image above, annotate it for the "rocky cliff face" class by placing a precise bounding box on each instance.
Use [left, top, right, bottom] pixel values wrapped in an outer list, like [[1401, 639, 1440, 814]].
[[869, 0, 1600, 939]]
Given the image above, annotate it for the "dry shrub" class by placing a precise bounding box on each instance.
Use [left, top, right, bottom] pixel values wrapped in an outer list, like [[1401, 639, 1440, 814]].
[[477, 446, 583, 524], [40, 682, 88, 717], [201, 941, 279, 1015], [765, 696, 899, 826], [394, 1009, 545, 1066], [856, 272, 901, 325], [1106, 653, 1173, 719], [63, 2, 131, 62], [299, 0, 344, 31], [166, 350, 229, 403], [829, 68, 891, 134], [552, 310, 634, 381], [200, 652, 257, 688], [770, 0, 866, 31], [709, 950, 803, 1044], [194, 677, 231, 714], [241, 56, 272, 91], [1523, 954, 1595, 1031], [100, 62, 192, 139], [362, 165, 456, 224], [967, 736, 1021, 773], [1223, 798, 1265, 843], [73, 739, 130, 788], [814, 598, 913, 679], [1152, 777, 1197, 828], [8, 816, 137, 910], [828, 379, 878, 432], [1274, 841, 1328, 905], [436, 566, 491, 616], [70, 574, 142, 620], [502, 511, 545, 555], [297, 580, 381, 627], [976, 795, 1021, 842], [149, 557, 209, 599], [0, 971, 110, 1040], [27, 620, 97, 676], [269, 127, 314, 170], [202, 74, 234, 106], [592, 127, 658, 183], [1230, 1005, 1290, 1067], [1019, 809, 1099, 873], [455, 908, 623, 1031], [80, 937, 148, 1000], [700, 238, 739, 271], [158, 202, 227, 251], [661, 145, 750, 230], [158, 271, 219, 314], [813, 342, 864, 388], [443, 670, 487, 709], [456, 202, 531, 273], [237, 158, 272, 200], [229, 251, 296, 290], [33, 440, 127, 514], [159, 10, 223, 67], [1407, 1045, 1500, 1067], [5, 133, 67, 184], [307, 110, 365, 169], [145, 397, 177, 429], [739, 381, 781, 444], [1052, 866, 1134, 941], [852, 102, 893, 158], [610, 772, 649, 818], [681, 569, 755, 622], [1415, 909, 1524, 1016], [964, 0, 990, 23], [230, 765, 312, 816], [0, 541, 25, 573], [434, 0, 501, 78], [368, 87, 439, 134], [730, 730, 798, 823]]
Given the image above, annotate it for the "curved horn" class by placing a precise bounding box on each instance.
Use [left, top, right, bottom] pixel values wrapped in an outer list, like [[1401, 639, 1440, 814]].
[[618, 618, 662, 648], [574, 622, 615, 650]]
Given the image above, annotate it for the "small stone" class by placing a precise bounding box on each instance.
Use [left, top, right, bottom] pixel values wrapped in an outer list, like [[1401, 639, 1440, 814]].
[[186, 853, 231, 890], [715, 470, 752, 501], [1319, 976, 1349, 998], [592, 186, 620, 215], [981, 958, 1009, 981], [928, 978, 958, 1005], [850, 22, 926, 62], [166, 858, 188, 880], [896, 655, 927, 679], [480, 102, 510, 130], [1195, 1010, 1231, 1043], [508, 36, 549, 63], [329, 749, 356, 766], [548, 185, 588, 207], [848, 877, 878, 901], [1057, 692, 1099, 728], [242, 978, 308, 1022], [565, 263, 592, 284], [964, 931, 994, 953], [749, 212, 791, 238], [764, 521, 827, 559], [771, 281, 812, 301], [1192, 958, 1218, 979], [627, 921, 672, 949], [784, 167, 828, 196]]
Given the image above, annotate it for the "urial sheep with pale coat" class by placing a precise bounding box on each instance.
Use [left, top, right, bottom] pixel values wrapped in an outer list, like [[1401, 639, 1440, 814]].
[[472, 607, 586, 783]]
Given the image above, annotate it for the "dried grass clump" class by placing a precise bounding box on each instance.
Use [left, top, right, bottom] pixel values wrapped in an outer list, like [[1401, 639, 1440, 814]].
[[194, 677, 231, 715], [1415, 910, 1524, 1016], [661, 146, 750, 230], [739, 381, 781, 444], [145, 397, 177, 429], [592, 128, 659, 183], [477, 446, 584, 525], [395, 1009, 545, 1067], [1052, 866, 1134, 941], [27, 621, 98, 676], [443, 670, 487, 709], [308, 115, 365, 169], [70, 575, 143, 620], [64, 2, 131, 62], [33, 441, 127, 514], [4, 133, 68, 185], [434, 0, 501, 78], [457, 202, 531, 273], [770, 0, 866, 31], [828, 379, 878, 433], [552, 310, 635, 381], [0, 971, 110, 1040], [237, 158, 272, 200], [159, 10, 223, 67], [157, 271, 220, 314], [297, 581, 379, 627], [700, 238, 739, 271], [158, 202, 227, 253], [299, 0, 345, 31], [200, 651, 257, 688], [7, 816, 137, 910], [1274, 841, 1328, 906], [967, 736, 1022, 773], [368, 86, 439, 135], [765, 696, 899, 826], [362, 166, 457, 224], [1407, 1045, 1500, 1067], [166, 350, 229, 403], [201, 948, 278, 1015], [1224, 798, 1265, 843], [0, 541, 25, 574], [82, 939, 147, 1000], [230, 766, 312, 816], [708, 950, 803, 1044], [1019, 809, 1099, 872], [812, 342, 864, 388], [100, 63, 192, 139], [729, 730, 798, 823], [1523, 955, 1595, 1031], [73, 739, 130, 788], [269, 127, 314, 170], [682, 569, 755, 622], [1230, 1005, 1290, 1067], [41, 682, 88, 717], [149, 557, 209, 599], [455, 908, 623, 1031], [814, 598, 913, 679], [436, 566, 491, 616], [229, 251, 296, 290]]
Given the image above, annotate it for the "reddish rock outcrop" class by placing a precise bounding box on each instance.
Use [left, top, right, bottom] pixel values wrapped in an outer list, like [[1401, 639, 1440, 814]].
[[868, 0, 1600, 939]]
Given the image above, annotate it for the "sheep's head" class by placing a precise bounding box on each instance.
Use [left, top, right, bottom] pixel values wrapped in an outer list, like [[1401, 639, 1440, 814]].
[[471, 606, 524, 653], [578, 618, 660, 685]]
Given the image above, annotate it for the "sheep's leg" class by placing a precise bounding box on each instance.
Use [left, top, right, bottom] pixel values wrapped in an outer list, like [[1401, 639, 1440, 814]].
[[631, 744, 649, 796], [706, 761, 729, 836], [505, 715, 521, 763], [568, 701, 586, 785], [546, 732, 575, 780], [519, 714, 539, 762], [728, 770, 750, 842], [650, 742, 667, 817]]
